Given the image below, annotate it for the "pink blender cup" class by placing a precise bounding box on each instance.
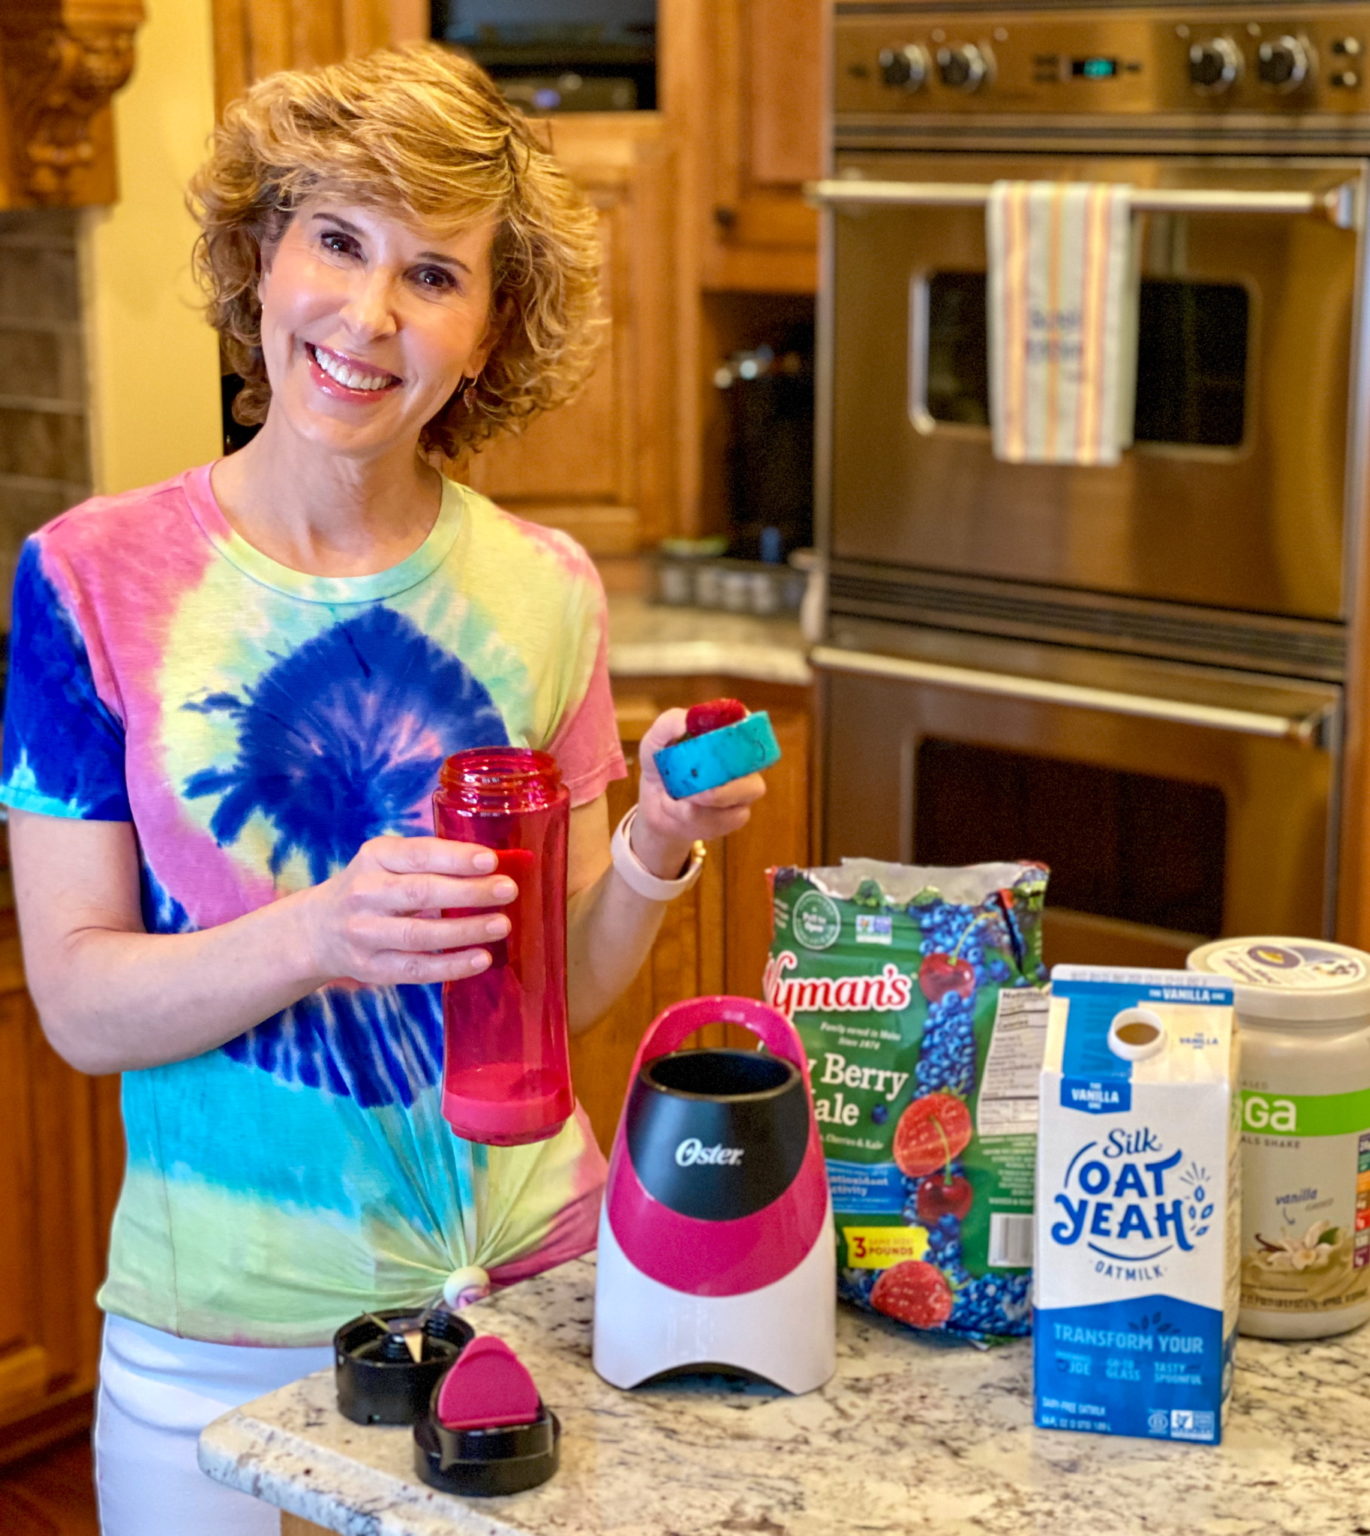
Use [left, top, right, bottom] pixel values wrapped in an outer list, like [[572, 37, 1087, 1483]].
[[432, 747, 573, 1146]]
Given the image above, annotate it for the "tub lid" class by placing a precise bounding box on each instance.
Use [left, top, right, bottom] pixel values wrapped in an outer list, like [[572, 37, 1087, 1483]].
[[1186, 937, 1370, 1021]]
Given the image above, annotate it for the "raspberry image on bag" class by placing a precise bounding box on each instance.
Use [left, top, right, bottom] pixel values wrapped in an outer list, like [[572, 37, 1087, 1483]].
[[766, 859, 1049, 1343]]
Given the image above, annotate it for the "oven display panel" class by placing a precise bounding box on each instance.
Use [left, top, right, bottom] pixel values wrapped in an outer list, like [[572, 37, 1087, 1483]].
[[1071, 56, 1119, 79]]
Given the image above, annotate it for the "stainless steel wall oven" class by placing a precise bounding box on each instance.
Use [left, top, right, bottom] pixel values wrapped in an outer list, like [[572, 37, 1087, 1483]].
[[814, 4, 1370, 966]]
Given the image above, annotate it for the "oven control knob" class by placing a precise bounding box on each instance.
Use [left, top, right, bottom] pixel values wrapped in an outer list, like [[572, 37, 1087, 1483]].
[[878, 44, 929, 92], [936, 42, 990, 92], [1257, 35, 1311, 92], [1188, 36, 1243, 93]]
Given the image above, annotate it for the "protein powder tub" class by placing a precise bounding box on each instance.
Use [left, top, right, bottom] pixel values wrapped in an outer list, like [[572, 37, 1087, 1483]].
[[1187, 937, 1370, 1340]]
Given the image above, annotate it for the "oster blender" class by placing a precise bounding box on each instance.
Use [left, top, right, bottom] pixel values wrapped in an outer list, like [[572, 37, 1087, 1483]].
[[593, 995, 835, 1394]]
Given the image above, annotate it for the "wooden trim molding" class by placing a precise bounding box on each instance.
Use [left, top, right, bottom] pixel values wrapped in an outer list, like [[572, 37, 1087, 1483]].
[[0, 0, 144, 206]]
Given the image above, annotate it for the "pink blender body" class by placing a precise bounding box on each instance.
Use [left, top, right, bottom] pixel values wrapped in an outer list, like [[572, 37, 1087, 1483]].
[[432, 747, 573, 1146]]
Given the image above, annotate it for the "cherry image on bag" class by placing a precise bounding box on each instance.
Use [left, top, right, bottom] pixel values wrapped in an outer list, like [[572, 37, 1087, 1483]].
[[915, 1171, 974, 1224], [918, 953, 977, 1002]]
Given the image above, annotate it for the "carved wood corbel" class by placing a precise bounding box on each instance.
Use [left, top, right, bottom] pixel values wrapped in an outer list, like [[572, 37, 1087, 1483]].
[[0, 0, 144, 206]]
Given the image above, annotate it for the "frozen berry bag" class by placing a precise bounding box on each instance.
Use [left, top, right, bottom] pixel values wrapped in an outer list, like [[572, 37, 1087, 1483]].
[[765, 859, 1049, 1343]]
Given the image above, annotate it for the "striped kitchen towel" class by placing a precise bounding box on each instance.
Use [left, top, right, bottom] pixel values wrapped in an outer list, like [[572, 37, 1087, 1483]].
[[987, 181, 1138, 465]]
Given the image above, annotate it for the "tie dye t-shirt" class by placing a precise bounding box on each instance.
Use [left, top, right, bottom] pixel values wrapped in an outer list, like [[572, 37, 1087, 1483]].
[[0, 463, 625, 1345]]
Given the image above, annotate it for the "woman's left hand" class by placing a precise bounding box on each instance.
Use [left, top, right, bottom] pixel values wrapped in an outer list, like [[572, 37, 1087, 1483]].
[[628, 708, 768, 880]]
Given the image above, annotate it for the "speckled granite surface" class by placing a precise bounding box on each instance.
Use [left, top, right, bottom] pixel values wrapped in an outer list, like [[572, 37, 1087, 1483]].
[[200, 1256, 1370, 1536], [604, 592, 810, 685]]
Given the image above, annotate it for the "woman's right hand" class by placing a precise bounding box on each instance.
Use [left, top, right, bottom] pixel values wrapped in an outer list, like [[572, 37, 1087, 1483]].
[[300, 834, 517, 988]]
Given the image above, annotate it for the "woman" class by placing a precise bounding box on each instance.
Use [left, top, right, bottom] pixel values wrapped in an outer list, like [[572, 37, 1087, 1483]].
[[0, 46, 763, 1533]]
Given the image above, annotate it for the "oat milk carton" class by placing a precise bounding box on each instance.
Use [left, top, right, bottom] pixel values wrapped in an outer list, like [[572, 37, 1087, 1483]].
[[1034, 966, 1239, 1444]]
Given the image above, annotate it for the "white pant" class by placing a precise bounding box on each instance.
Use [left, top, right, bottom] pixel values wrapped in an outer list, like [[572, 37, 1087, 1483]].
[[94, 1313, 333, 1536]]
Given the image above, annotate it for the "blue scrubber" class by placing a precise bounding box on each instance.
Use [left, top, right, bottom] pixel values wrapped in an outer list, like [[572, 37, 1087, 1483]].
[[653, 711, 782, 799]]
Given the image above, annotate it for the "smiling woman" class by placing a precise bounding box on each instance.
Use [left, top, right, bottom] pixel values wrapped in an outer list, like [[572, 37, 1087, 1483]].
[[0, 43, 767, 1536], [238, 199, 500, 517]]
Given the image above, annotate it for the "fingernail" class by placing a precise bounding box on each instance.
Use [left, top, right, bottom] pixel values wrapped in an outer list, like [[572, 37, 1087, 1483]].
[[493, 879, 518, 901], [485, 916, 510, 938], [472, 851, 497, 873], [469, 949, 491, 971]]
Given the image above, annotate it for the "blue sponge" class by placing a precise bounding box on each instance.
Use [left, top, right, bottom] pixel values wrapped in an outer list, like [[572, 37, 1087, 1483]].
[[653, 711, 782, 799]]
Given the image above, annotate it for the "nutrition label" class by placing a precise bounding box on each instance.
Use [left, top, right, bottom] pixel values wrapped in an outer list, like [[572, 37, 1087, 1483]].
[[978, 991, 1048, 1137]]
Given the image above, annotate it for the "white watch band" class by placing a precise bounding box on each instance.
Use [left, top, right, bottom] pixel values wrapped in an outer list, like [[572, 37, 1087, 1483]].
[[611, 807, 706, 901]]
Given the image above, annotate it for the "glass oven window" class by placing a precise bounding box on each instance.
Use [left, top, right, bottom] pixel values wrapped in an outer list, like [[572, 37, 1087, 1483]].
[[922, 272, 1250, 449], [913, 738, 1227, 936]]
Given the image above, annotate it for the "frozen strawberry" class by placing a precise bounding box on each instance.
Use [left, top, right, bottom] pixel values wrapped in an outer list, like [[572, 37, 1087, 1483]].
[[893, 1092, 974, 1179], [685, 697, 748, 737], [871, 1261, 953, 1329]]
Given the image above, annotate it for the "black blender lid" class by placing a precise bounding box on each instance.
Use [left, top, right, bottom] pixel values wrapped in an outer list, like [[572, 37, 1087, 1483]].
[[334, 1307, 474, 1426], [414, 1403, 560, 1497]]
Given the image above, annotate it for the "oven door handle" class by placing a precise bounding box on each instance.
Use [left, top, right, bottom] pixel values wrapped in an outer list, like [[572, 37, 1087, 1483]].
[[810, 646, 1334, 745], [807, 179, 1359, 231]]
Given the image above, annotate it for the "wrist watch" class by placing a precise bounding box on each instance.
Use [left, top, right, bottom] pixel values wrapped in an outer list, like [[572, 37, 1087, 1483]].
[[611, 806, 707, 901]]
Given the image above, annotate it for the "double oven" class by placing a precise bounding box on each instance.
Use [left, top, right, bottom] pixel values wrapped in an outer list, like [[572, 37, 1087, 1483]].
[[813, 4, 1370, 965]]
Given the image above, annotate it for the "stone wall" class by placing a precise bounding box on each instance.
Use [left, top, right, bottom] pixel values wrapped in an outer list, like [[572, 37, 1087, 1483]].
[[0, 210, 90, 629]]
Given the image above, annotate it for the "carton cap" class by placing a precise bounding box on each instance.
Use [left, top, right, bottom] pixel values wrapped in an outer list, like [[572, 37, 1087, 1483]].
[[1187, 937, 1370, 1022]]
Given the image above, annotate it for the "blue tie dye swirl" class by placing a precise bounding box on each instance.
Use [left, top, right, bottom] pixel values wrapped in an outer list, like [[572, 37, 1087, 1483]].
[[142, 828, 446, 1108], [162, 607, 509, 1107], [182, 606, 508, 881]]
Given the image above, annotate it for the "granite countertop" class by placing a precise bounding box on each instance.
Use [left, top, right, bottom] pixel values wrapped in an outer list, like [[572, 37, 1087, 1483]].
[[199, 1256, 1370, 1536], [604, 591, 810, 686]]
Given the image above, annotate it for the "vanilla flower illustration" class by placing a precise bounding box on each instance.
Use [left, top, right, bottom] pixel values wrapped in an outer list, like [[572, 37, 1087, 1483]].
[[1255, 1220, 1339, 1271]]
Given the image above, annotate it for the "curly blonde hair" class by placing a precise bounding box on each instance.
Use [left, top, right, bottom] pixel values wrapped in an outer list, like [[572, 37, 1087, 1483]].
[[189, 45, 603, 457]]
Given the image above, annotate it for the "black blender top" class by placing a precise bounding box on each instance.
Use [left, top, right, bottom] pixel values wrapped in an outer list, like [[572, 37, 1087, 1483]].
[[334, 1307, 474, 1426], [624, 1048, 810, 1221], [335, 1310, 562, 1496]]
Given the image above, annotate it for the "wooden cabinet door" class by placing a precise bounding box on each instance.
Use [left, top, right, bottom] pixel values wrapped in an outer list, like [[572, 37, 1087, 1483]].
[[0, 986, 46, 1430], [690, 0, 824, 293], [211, 0, 427, 112], [719, 697, 810, 999], [456, 115, 679, 557], [0, 938, 123, 1464], [569, 678, 810, 1153], [569, 690, 726, 1152]]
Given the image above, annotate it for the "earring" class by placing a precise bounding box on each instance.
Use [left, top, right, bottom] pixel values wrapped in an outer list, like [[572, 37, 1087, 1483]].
[[457, 376, 476, 409]]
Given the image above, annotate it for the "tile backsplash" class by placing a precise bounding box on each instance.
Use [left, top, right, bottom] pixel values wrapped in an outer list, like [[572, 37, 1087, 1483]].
[[0, 209, 92, 629]]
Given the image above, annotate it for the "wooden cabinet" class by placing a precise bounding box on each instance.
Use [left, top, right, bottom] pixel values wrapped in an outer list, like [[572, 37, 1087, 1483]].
[[456, 116, 681, 557], [570, 677, 811, 1152], [668, 0, 824, 294], [210, 0, 425, 115], [0, 917, 122, 1465]]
